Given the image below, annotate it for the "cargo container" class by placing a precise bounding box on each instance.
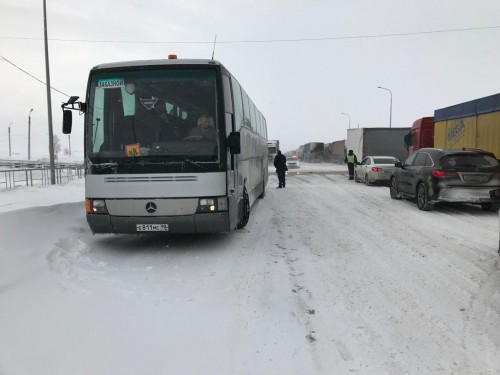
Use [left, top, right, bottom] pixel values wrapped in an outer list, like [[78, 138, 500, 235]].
[[434, 93, 500, 157], [406, 93, 500, 157], [346, 128, 410, 162]]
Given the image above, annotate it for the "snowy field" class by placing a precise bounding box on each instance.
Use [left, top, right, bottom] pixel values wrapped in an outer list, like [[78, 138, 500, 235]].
[[1, 163, 500, 375]]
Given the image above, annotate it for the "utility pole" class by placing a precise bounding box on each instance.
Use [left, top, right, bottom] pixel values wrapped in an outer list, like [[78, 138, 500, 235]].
[[28, 108, 33, 160], [43, 0, 56, 184], [8, 123, 13, 157]]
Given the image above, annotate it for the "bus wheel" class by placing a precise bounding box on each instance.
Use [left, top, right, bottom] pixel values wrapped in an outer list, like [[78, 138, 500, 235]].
[[237, 188, 250, 229]]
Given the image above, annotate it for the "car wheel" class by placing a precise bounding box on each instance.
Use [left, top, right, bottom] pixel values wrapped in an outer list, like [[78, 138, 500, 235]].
[[390, 177, 401, 200], [365, 174, 371, 186], [236, 187, 250, 229], [416, 183, 434, 211], [481, 202, 500, 212]]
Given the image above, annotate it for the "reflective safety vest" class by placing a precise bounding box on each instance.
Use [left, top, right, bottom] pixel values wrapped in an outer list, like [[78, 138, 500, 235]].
[[346, 154, 356, 163]]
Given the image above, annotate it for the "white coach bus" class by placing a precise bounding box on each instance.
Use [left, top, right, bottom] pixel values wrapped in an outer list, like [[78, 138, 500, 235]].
[[62, 56, 268, 234]]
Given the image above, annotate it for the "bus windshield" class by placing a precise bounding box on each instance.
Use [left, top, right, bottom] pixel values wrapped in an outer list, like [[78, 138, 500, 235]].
[[87, 68, 219, 163]]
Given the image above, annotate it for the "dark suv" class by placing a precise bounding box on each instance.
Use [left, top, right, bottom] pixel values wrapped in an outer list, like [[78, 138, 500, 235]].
[[390, 148, 500, 211]]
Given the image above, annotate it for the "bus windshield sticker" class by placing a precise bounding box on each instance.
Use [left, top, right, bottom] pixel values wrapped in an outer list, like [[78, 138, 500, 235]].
[[97, 78, 125, 89], [139, 97, 158, 110], [125, 143, 141, 157]]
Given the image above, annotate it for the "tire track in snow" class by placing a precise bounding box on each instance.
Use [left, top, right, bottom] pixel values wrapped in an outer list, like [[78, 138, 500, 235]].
[[461, 259, 500, 374], [267, 173, 358, 373]]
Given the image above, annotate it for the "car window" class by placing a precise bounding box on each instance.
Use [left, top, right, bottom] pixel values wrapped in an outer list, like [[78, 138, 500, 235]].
[[413, 153, 428, 167], [360, 158, 370, 165], [403, 153, 418, 167], [373, 157, 398, 164], [440, 153, 499, 169]]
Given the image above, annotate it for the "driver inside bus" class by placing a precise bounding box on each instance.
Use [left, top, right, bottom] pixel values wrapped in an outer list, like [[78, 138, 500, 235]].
[[187, 114, 217, 140]]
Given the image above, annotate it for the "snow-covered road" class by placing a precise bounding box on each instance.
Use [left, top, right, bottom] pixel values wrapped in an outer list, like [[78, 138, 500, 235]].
[[1, 165, 499, 375]]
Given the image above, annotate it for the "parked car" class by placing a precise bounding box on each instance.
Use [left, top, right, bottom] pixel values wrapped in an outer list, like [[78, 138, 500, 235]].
[[389, 148, 500, 211], [286, 156, 300, 169], [354, 156, 399, 185]]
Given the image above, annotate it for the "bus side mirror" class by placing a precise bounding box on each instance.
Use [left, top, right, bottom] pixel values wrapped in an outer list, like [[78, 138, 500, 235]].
[[227, 132, 241, 155], [62, 110, 73, 134]]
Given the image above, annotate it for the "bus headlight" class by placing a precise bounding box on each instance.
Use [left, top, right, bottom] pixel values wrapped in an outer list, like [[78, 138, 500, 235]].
[[86, 199, 108, 214], [198, 198, 216, 213], [197, 197, 227, 213]]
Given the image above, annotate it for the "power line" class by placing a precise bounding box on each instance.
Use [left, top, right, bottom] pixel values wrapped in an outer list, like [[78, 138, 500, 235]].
[[0, 55, 69, 97], [0, 25, 499, 45]]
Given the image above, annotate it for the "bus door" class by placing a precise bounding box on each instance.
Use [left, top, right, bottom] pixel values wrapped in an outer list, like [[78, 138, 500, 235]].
[[223, 75, 240, 228]]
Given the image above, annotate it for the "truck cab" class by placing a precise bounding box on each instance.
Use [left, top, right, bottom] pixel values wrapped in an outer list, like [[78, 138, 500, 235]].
[[404, 117, 434, 154]]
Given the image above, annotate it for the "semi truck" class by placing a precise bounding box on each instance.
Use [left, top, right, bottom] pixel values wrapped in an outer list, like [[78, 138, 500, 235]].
[[346, 127, 410, 162], [267, 140, 279, 162], [404, 93, 500, 157], [404, 117, 434, 154], [302, 142, 324, 162], [325, 140, 346, 164]]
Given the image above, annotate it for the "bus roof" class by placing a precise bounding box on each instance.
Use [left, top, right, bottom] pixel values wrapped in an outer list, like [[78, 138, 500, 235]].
[[91, 59, 226, 71]]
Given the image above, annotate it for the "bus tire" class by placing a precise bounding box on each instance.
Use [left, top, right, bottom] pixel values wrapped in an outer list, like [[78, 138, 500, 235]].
[[236, 187, 250, 229]]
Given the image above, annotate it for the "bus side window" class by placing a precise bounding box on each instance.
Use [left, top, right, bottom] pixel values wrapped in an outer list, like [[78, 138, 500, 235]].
[[231, 78, 245, 131]]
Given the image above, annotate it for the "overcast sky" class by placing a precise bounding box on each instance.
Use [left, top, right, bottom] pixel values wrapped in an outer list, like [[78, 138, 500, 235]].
[[1, 0, 500, 158]]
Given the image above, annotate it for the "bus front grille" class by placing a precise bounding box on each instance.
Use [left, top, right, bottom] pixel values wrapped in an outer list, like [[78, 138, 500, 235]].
[[104, 176, 198, 183]]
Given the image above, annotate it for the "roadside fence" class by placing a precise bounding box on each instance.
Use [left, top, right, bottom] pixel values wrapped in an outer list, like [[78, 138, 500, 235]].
[[0, 159, 85, 190]]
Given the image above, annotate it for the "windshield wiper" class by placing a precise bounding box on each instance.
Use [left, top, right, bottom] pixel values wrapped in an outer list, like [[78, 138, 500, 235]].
[[87, 161, 119, 173], [184, 159, 209, 170]]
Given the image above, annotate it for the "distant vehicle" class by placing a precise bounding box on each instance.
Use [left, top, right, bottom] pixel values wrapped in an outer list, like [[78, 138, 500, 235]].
[[268, 140, 279, 163], [286, 156, 300, 169], [303, 142, 324, 162], [390, 148, 500, 211], [354, 156, 399, 185]]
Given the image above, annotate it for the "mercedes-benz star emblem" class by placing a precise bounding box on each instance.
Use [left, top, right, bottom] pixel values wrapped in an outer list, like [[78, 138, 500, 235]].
[[145, 202, 157, 213]]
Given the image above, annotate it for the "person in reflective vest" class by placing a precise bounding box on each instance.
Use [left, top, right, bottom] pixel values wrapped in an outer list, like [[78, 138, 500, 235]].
[[344, 150, 358, 180]]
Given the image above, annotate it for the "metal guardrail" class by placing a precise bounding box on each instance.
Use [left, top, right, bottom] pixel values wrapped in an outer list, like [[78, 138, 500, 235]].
[[0, 159, 85, 190]]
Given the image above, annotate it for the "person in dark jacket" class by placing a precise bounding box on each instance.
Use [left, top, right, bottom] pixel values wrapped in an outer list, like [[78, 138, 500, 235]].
[[273, 150, 288, 188], [344, 149, 358, 180]]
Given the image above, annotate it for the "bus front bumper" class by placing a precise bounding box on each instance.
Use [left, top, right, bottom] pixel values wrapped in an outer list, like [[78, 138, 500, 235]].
[[87, 212, 230, 234]]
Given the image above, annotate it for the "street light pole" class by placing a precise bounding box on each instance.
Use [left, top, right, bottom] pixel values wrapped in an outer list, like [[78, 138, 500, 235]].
[[28, 108, 33, 160], [377, 86, 392, 128], [8, 123, 13, 157], [341, 112, 351, 129], [43, 0, 56, 184]]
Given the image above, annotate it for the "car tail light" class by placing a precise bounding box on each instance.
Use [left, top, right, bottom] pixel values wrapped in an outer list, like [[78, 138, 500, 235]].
[[432, 170, 458, 178], [371, 167, 382, 172]]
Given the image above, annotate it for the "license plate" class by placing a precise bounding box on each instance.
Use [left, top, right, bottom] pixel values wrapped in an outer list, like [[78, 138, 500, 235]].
[[463, 174, 488, 183], [136, 224, 169, 232]]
